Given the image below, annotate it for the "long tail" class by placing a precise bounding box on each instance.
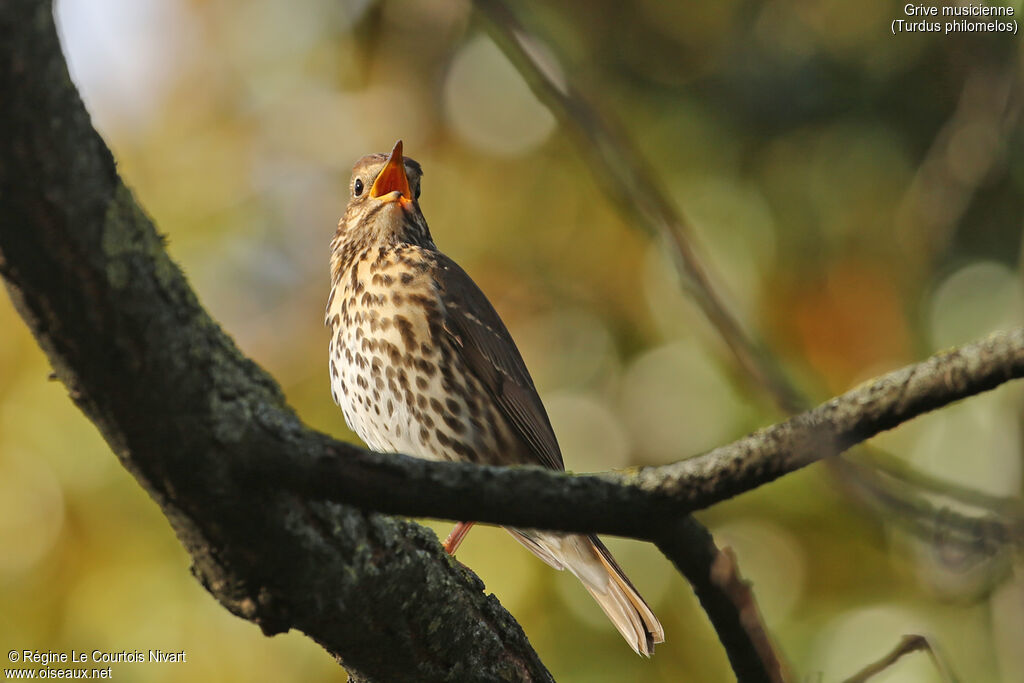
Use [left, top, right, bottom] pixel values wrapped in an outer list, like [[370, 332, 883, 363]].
[[508, 529, 665, 656]]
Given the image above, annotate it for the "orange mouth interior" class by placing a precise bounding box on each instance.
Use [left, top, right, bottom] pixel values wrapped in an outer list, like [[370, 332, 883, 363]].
[[370, 140, 412, 202]]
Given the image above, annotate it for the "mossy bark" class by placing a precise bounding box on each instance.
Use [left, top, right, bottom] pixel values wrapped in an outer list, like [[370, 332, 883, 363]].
[[0, 2, 550, 680]]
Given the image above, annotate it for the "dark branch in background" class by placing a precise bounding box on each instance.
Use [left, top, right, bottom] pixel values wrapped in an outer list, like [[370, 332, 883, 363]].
[[830, 457, 1024, 558], [0, 3, 549, 681], [838, 62, 1024, 564], [896, 65, 1022, 261], [472, 0, 802, 414], [841, 634, 958, 683], [471, 0, 1024, 589], [657, 519, 786, 683]]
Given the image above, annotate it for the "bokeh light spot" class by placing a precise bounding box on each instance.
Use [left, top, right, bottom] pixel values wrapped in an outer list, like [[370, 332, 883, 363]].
[[620, 341, 749, 463], [545, 393, 631, 471], [443, 34, 556, 156], [928, 261, 1022, 351]]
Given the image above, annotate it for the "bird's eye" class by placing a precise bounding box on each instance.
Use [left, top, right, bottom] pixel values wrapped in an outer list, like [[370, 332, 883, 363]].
[[414, 182, 421, 200], [354, 178, 364, 196]]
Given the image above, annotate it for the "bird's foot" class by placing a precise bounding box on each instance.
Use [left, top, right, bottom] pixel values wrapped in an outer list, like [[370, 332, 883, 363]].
[[442, 521, 475, 554]]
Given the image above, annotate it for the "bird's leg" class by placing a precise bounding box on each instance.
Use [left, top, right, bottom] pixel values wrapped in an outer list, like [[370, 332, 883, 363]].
[[442, 521, 475, 554]]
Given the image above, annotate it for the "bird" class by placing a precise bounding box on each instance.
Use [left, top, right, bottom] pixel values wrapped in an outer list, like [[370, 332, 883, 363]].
[[325, 140, 664, 656]]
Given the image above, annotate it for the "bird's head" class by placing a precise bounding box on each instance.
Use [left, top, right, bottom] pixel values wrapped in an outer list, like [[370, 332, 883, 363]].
[[337, 140, 431, 248]]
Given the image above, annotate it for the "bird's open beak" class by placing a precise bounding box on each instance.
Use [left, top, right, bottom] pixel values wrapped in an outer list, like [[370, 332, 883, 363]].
[[370, 140, 413, 205]]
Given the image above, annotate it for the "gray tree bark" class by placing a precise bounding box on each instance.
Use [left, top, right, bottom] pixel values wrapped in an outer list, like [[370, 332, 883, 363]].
[[0, 2, 548, 681]]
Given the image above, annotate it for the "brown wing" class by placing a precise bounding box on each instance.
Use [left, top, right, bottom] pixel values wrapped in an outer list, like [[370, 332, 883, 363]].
[[434, 254, 565, 472]]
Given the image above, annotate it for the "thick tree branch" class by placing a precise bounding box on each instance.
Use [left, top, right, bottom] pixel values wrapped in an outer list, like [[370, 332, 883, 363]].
[[0, 3, 549, 681], [260, 328, 1024, 539]]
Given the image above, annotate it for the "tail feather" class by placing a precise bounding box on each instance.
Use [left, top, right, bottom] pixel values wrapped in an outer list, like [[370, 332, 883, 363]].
[[507, 529, 664, 656], [590, 536, 665, 654]]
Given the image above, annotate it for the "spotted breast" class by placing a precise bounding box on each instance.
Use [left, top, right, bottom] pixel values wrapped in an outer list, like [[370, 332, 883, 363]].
[[327, 244, 514, 465]]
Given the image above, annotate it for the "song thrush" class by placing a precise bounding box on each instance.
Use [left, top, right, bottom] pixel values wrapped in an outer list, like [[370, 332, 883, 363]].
[[325, 140, 664, 656]]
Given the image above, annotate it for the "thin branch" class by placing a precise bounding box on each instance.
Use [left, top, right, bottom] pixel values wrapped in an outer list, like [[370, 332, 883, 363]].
[[895, 64, 1022, 262], [830, 457, 1023, 559], [842, 634, 958, 683], [635, 328, 1024, 505], [656, 519, 787, 683], [472, 0, 804, 415], [846, 446, 1024, 516]]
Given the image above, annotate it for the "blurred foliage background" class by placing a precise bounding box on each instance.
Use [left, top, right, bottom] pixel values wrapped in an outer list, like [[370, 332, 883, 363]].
[[3, 0, 1024, 680]]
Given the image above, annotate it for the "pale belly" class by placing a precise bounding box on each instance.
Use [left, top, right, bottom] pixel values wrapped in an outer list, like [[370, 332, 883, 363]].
[[329, 327, 430, 458]]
